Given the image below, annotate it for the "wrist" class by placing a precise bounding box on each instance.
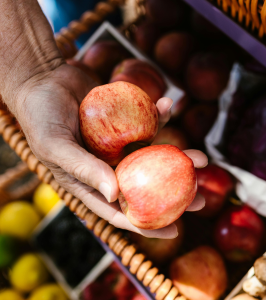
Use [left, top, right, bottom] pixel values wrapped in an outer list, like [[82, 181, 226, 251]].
[[0, 0, 64, 115]]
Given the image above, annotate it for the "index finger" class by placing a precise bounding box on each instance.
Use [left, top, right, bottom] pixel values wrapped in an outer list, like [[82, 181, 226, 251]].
[[183, 149, 208, 168]]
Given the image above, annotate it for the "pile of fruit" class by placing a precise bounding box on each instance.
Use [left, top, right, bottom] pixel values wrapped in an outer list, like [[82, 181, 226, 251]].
[[1, 1, 266, 299], [76, 65, 266, 300], [70, 0, 253, 152], [0, 184, 67, 300], [127, 164, 266, 300], [66, 1, 266, 298]]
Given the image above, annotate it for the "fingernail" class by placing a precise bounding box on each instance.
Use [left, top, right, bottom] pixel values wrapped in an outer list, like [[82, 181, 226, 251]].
[[173, 224, 178, 238], [167, 101, 174, 111], [99, 182, 112, 203], [198, 162, 208, 169]]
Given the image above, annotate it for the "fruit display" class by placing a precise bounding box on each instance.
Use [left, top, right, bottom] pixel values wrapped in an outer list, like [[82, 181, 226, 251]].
[[67, 4, 266, 298], [2, 1, 266, 300]]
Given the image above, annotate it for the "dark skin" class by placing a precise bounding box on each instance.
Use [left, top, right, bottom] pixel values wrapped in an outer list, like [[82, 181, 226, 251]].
[[0, 0, 207, 238]]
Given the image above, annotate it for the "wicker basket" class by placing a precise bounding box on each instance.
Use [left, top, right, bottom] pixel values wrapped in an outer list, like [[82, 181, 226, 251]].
[[211, 0, 266, 39]]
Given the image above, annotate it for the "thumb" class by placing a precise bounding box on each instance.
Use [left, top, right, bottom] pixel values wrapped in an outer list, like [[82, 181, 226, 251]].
[[43, 138, 119, 203]]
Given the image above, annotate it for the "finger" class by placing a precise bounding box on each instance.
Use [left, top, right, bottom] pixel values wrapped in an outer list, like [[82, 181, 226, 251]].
[[111, 211, 178, 239], [43, 138, 119, 203], [156, 97, 173, 131], [183, 149, 208, 168], [51, 169, 178, 239], [186, 193, 205, 211]]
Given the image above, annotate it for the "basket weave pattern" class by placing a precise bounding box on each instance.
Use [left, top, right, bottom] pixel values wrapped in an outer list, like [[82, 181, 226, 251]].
[[212, 0, 266, 38]]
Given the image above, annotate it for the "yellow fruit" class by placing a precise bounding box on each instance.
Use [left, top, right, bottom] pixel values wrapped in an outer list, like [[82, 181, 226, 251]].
[[0, 201, 40, 240], [33, 183, 61, 215], [0, 289, 25, 300], [29, 284, 68, 300], [10, 253, 49, 293]]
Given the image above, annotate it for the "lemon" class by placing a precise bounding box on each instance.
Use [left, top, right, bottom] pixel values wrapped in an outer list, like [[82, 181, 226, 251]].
[[0, 201, 40, 240], [33, 183, 61, 215], [10, 253, 49, 293], [0, 234, 19, 268], [0, 289, 25, 300], [29, 284, 68, 300]]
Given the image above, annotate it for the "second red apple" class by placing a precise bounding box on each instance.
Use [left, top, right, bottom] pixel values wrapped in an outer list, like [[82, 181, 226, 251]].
[[110, 59, 166, 104], [115, 144, 197, 229], [195, 164, 234, 217]]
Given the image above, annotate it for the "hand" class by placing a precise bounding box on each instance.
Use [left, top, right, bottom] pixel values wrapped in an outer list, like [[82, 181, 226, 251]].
[[16, 63, 207, 239]]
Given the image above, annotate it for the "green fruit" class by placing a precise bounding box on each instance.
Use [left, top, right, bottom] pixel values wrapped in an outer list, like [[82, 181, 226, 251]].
[[0, 234, 18, 268]]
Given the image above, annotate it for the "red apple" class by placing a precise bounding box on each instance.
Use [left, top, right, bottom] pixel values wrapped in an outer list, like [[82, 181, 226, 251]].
[[181, 103, 218, 145], [170, 245, 228, 300], [79, 81, 158, 166], [130, 218, 184, 265], [213, 205, 265, 262], [115, 144, 197, 229], [152, 126, 189, 150], [82, 40, 131, 82], [145, 0, 189, 29], [133, 20, 162, 55], [110, 59, 166, 104], [195, 164, 235, 217], [186, 52, 231, 101], [66, 59, 102, 84], [155, 32, 196, 74]]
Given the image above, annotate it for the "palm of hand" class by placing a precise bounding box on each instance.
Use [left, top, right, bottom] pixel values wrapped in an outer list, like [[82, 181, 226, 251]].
[[15, 63, 207, 239]]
